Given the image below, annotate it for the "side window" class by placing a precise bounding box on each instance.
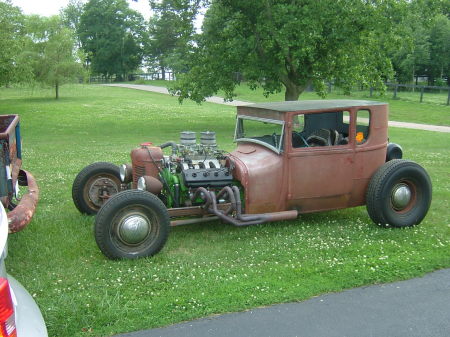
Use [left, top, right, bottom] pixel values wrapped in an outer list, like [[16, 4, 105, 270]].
[[293, 114, 305, 132], [292, 111, 350, 148], [356, 110, 370, 145], [292, 115, 308, 148], [291, 114, 307, 147]]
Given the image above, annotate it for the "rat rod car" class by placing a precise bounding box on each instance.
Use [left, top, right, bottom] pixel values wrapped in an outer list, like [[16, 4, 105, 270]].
[[72, 100, 432, 260], [0, 114, 39, 233]]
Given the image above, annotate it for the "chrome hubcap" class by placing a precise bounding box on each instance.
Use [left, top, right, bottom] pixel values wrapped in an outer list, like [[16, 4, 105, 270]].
[[118, 215, 151, 245], [391, 183, 412, 211]]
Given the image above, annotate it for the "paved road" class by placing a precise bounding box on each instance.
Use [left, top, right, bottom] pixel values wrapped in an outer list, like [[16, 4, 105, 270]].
[[105, 83, 250, 106], [114, 268, 450, 337], [105, 83, 450, 133]]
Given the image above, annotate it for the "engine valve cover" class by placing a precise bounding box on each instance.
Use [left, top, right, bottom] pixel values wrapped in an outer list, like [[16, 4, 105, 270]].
[[182, 168, 232, 187]]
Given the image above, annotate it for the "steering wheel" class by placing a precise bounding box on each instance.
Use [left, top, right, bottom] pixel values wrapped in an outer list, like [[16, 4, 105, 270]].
[[293, 131, 309, 147], [300, 133, 309, 147]]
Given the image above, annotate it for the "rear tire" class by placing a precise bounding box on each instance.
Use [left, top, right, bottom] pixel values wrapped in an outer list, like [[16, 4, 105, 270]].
[[72, 162, 121, 215], [95, 190, 170, 259], [366, 159, 432, 227]]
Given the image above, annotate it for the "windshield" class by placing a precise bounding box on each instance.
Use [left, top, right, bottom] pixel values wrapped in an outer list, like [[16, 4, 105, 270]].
[[234, 116, 285, 153]]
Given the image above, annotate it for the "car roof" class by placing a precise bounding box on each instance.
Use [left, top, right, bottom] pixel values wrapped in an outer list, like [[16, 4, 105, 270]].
[[239, 100, 387, 113]]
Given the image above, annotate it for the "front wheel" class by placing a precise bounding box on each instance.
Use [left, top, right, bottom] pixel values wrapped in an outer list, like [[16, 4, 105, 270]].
[[94, 190, 170, 259], [366, 159, 432, 227], [72, 162, 121, 215]]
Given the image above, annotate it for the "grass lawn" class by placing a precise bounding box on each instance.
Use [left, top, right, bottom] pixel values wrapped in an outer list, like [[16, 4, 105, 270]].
[[1, 84, 449, 337], [132, 80, 450, 126]]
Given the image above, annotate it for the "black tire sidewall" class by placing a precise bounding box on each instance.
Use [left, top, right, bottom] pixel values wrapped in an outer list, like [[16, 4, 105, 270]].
[[368, 160, 432, 227], [95, 190, 169, 259], [72, 162, 121, 215]]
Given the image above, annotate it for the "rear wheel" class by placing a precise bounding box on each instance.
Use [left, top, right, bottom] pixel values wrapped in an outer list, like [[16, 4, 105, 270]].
[[94, 190, 170, 259], [72, 162, 121, 215], [366, 159, 432, 227]]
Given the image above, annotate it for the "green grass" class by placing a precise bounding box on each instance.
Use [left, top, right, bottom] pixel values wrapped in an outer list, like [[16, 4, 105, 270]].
[[133, 80, 450, 126], [1, 84, 449, 337], [386, 88, 450, 106]]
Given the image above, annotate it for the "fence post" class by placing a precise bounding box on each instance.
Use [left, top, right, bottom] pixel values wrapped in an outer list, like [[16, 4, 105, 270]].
[[420, 86, 424, 103], [393, 84, 398, 99]]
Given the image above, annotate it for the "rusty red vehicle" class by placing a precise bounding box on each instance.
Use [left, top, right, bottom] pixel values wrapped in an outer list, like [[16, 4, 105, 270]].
[[0, 115, 39, 233], [72, 100, 432, 259]]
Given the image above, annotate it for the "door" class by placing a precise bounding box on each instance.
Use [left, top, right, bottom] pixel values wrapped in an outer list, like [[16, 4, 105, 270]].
[[287, 110, 355, 213]]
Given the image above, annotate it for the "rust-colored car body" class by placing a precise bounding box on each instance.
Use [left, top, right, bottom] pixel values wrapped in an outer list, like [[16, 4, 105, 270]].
[[75, 99, 432, 259], [230, 100, 388, 215], [0, 115, 39, 233]]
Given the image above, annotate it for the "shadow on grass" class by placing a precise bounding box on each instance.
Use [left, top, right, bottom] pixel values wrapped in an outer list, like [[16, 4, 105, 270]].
[[0, 96, 84, 104], [169, 206, 377, 238]]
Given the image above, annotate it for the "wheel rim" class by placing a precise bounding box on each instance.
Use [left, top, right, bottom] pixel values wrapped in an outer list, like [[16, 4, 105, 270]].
[[391, 182, 414, 212], [117, 214, 151, 245], [85, 174, 120, 209], [111, 206, 160, 254]]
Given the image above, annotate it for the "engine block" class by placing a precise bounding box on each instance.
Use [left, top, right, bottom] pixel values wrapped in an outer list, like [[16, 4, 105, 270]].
[[175, 131, 232, 187]]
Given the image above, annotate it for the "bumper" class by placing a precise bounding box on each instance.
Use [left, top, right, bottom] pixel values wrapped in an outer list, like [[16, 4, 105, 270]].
[[8, 274, 48, 337], [7, 170, 39, 233]]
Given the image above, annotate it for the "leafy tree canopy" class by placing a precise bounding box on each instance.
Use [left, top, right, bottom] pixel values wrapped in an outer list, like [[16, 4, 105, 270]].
[[428, 14, 450, 84], [389, 0, 447, 84], [60, 0, 84, 48], [79, 0, 146, 79], [24, 15, 83, 98], [146, 0, 201, 79], [0, 1, 30, 86], [171, 0, 407, 102]]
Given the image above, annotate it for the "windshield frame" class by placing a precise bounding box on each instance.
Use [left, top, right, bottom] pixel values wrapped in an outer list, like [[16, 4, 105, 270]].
[[234, 115, 285, 154]]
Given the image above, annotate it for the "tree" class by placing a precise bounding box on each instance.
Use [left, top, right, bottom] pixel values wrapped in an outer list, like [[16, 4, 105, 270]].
[[60, 0, 84, 48], [0, 1, 30, 86], [428, 14, 450, 85], [171, 0, 406, 102], [78, 0, 146, 80], [25, 15, 83, 99], [389, 0, 445, 84], [391, 20, 431, 84], [146, 0, 201, 79]]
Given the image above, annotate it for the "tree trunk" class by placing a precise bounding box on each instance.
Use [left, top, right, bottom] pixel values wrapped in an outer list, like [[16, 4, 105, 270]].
[[55, 82, 59, 99], [161, 66, 166, 81], [284, 81, 308, 101]]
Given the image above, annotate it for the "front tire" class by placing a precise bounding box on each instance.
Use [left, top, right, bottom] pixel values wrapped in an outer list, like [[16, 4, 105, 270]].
[[94, 190, 170, 259], [366, 159, 432, 227], [72, 162, 121, 215]]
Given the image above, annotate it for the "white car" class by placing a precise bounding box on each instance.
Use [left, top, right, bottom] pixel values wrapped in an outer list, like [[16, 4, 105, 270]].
[[0, 203, 47, 337]]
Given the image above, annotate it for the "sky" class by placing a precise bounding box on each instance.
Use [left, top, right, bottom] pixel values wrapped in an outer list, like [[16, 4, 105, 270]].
[[10, 0, 152, 19]]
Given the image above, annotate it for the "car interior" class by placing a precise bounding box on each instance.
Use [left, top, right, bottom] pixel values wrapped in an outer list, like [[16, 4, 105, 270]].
[[292, 110, 369, 148]]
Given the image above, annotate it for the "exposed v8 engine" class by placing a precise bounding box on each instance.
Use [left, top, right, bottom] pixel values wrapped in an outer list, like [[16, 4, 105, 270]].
[[129, 131, 233, 208]]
